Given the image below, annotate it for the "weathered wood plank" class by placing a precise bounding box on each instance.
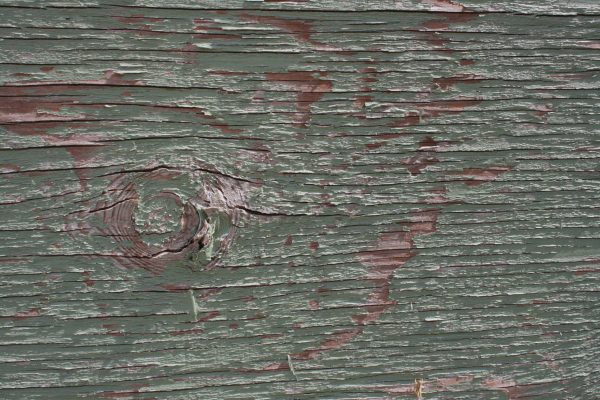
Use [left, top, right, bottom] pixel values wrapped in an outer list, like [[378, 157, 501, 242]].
[[1, 1, 598, 399]]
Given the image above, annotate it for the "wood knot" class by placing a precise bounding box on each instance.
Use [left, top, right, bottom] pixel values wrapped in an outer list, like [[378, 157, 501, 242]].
[[69, 160, 250, 275]]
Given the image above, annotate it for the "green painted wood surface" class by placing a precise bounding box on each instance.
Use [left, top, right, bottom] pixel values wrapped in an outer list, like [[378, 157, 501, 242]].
[[1, 1, 599, 399]]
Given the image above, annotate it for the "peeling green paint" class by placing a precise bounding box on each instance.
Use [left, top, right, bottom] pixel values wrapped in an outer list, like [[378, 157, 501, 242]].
[[0, 1, 598, 399]]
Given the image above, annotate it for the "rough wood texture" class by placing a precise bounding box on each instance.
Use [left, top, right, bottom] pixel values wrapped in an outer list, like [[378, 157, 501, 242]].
[[1, 1, 599, 399]]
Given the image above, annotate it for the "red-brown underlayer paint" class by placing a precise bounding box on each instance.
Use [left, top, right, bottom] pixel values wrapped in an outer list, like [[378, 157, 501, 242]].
[[418, 1, 479, 50], [433, 74, 485, 90], [450, 166, 513, 186], [354, 209, 440, 325], [11, 307, 42, 320], [1, 70, 145, 188], [266, 71, 333, 127], [292, 328, 364, 360], [373, 374, 473, 396], [239, 13, 345, 52], [389, 99, 482, 128], [285, 1, 498, 362], [484, 377, 568, 399]]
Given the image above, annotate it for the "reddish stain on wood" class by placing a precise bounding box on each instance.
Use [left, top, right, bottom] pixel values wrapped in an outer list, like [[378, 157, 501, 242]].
[[11, 307, 42, 320], [484, 377, 564, 399], [160, 283, 191, 291], [65, 145, 101, 191], [549, 71, 595, 81], [419, 135, 439, 149], [266, 71, 333, 127], [198, 288, 223, 301], [236, 362, 289, 373], [390, 99, 481, 127], [197, 311, 220, 322], [354, 209, 439, 325], [418, 2, 479, 51], [0, 96, 71, 124], [430, 375, 474, 390], [576, 40, 600, 49], [261, 362, 288, 371], [292, 328, 363, 360], [240, 13, 313, 43], [170, 328, 205, 336], [247, 312, 267, 321], [140, 104, 243, 134], [82, 271, 96, 287], [0, 164, 21, 174], [451, 166, 513, 186], [351, 292, 392, 325], [373, 375, 473, 396], [354, 95, 373, 109], [533, 104, 552, 121], [14, 70, 144, 87], [98, 386, 154, 399], [402, 154, 440, 175], [240, 13, 343, 52], [390, 113, 421, 127], [574, 268, 600, 275], [365, 141, 387, 150], [433, 74, 484, 90]]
